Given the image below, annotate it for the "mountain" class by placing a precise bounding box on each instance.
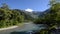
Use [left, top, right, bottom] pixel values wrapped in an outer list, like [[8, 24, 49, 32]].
[[38, 9, 50, 18], [12, 9, 34, 21], [12, 9, 50, 20], [23, 10, 42, 19]]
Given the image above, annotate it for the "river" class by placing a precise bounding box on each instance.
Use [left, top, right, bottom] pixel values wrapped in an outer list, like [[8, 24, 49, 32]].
[[0, 22, 46, 34]]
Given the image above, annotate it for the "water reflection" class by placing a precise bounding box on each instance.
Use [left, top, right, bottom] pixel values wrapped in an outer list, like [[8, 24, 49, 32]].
[[0, 23, 46, 34], [11, 31, 29, 34], [10, 31, 38, 34], [10, 24, 46, 34]]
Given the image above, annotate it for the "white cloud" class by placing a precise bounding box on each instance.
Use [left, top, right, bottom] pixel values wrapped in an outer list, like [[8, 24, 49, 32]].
[[25, 8, 33, 12]]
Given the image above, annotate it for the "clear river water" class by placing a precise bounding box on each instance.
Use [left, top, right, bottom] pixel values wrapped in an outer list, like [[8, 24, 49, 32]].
[[0, 22, 46, 34]]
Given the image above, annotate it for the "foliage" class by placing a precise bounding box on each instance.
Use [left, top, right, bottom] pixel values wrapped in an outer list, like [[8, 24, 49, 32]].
[[0, 4, 26, 28], [34, 0, 60, 34], [34, 0, 60, 27]]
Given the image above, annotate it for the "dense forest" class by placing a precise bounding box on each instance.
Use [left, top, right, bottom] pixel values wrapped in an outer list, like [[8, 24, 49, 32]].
[[0, 3, 34, 28], [34, 0, 60, 34]]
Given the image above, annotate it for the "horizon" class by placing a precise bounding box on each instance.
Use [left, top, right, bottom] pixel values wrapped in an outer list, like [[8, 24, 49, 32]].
[[0, 0, 50, 11]]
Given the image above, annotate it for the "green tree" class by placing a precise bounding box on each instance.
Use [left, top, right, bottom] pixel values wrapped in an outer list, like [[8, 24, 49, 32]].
[[34, 0, 60, 34], [0, 3, 25, 28]]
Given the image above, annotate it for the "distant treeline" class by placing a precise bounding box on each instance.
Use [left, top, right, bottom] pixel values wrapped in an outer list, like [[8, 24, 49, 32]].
[[0, 3, 33, 28]]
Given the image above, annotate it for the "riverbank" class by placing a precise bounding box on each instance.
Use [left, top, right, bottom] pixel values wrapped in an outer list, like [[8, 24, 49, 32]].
[[0, 26, 18, 31], [0, 23, 25, 31], [0, 22, 28, 31], [0, 22, 42, 34]]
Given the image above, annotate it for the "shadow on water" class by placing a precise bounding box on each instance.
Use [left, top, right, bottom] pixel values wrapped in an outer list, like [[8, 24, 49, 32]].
[[10, 31, 29, 34], [10, 30, 39, 34], [10, 29, 60, 34], [10, 24, 46, 34]]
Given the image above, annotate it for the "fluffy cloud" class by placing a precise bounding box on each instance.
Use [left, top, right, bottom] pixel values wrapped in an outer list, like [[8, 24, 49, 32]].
[[25, 8, 33, 12]]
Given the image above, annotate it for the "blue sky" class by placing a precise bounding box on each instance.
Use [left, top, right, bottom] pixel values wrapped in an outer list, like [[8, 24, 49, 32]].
[[0, 0, 50, 11]]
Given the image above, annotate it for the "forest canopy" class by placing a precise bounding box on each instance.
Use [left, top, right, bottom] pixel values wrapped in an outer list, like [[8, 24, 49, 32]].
[[0, 3, 32, 28]]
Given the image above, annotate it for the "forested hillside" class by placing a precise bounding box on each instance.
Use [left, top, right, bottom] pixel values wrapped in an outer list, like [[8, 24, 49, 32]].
[[34, 0, 60, 34], [0, 3, 34, 28]]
